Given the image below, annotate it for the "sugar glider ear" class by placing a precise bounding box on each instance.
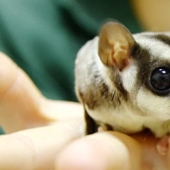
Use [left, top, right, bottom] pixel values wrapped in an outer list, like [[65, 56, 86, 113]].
[[98, 22, 136, 71]]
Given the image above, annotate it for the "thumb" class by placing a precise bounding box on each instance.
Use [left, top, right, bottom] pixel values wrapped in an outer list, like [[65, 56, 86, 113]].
[[56, 132, 142, 170]]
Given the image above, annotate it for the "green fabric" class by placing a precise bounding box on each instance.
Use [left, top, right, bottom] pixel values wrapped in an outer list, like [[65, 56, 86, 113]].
[[59, 0, 142, 34], [0, 0, 142, 133]]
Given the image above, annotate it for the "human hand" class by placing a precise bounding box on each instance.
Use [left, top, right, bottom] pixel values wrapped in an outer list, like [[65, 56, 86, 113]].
[[0, 52, 85, 170]]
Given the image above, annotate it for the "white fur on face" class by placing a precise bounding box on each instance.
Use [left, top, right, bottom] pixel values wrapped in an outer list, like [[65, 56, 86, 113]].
[[136, 87, 170, 120], [136, 88, 170, 136], [134, 33, 170, 61], [121, 62, 137, 93]]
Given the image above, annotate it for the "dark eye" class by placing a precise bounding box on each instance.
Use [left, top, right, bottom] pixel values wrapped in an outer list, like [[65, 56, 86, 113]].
[[150, 67, 170, 95]]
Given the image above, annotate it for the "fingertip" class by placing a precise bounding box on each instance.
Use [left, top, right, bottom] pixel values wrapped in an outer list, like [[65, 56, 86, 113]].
[[55, 138, 107, 170], [55, 133, 124, 170], [55, 132, 142, 170]]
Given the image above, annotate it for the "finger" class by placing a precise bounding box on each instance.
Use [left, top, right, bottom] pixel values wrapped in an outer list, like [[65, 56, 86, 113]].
[[0, 118, 84, 170], [56, 132, 142, 170], [43, 100, 83, 121], [0, 52, 53, 133]]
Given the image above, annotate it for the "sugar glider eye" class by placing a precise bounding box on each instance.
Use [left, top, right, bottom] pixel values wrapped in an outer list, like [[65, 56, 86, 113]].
[[150, 67, 170, 95]]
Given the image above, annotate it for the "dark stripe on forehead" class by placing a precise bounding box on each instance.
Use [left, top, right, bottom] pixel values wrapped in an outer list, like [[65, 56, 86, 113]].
[[132, 43, 151, 62], [132, 43, 151, 87], [152, 34, 170, 46]]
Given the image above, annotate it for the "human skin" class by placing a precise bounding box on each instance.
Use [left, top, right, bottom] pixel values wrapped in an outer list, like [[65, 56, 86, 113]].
[[56, 131, 170, 170], [0, 52, 85, 170]]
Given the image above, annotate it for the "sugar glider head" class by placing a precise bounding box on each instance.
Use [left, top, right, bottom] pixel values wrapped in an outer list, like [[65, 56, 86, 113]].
[[98, 22, 170, 123]]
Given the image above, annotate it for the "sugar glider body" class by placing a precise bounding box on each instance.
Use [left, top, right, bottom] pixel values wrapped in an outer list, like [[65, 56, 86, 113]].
[[75, 22, 170, 137]]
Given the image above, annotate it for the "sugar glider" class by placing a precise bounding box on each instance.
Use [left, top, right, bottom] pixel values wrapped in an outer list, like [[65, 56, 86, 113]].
[[75, 22, 170, 137]]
